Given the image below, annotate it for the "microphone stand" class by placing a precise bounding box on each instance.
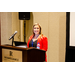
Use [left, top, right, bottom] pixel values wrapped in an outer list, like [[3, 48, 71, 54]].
[[12, 36, 14, 46]]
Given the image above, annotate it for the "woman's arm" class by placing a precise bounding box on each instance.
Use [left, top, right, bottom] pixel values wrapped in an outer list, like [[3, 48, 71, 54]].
[[27, 40, 29, 48], [42, 36, 48, 51]]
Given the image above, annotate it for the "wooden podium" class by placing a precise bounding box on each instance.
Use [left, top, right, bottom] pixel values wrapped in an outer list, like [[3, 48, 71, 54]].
[[0, 45, 45, 62]]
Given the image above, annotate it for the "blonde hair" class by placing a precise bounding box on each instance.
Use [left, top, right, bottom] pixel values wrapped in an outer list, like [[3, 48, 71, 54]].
[[33, 23, 42, 35]]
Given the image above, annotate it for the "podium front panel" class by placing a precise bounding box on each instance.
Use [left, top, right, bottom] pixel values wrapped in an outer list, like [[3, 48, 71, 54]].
[[0, 45, 45, 62], [2, 48, 22, 62]]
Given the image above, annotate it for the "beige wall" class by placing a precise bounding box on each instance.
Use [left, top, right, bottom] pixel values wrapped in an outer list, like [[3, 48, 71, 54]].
[[12, 12, 20, 41], [1, 12, 20, 45], [48, 12, 66, 62], [1, 12, 66, 62], [1, 12, 12, 45]]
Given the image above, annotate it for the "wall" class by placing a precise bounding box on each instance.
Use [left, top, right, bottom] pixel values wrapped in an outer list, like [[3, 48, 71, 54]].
[[59, 12, 66, 62], [12, 12, 20, 41], [1, 12, 20, 45], [48, 12, 66, 62], [1, 12, 12, 45], [19, 20, 24, 42]]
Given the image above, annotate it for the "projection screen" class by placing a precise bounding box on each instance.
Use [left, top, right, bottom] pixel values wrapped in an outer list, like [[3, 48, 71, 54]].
[[70, 12, 75, 46]]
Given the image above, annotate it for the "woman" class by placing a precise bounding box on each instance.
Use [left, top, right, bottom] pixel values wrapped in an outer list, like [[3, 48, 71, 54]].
[[27, 23, 48, 62]]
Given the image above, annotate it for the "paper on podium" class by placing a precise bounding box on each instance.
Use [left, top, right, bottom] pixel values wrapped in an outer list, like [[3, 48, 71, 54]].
[[16, 45, 27, 48]]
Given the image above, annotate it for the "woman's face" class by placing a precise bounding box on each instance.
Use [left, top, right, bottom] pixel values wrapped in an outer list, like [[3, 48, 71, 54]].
[[33, 25, 40, 35]]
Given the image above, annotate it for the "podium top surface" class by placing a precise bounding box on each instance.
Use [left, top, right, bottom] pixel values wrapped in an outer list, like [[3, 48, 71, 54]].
[[0, 45, 45, 52]]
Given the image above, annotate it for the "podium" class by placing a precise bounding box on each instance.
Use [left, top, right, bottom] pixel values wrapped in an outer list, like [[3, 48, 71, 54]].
[[0, 45, 45, 62]]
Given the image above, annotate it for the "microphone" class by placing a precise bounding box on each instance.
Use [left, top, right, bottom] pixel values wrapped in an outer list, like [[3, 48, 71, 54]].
[[9, 31, 17, 40]]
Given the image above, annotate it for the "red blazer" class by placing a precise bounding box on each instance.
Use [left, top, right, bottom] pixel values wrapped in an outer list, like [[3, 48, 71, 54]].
[[27, 34, 48, 62]]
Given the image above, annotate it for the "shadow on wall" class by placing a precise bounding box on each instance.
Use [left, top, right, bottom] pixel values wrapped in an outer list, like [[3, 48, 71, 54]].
[[26, 12, 33, 42]]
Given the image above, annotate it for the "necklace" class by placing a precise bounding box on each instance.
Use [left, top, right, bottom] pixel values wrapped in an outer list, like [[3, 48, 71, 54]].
[[34, 34, 39, 39]]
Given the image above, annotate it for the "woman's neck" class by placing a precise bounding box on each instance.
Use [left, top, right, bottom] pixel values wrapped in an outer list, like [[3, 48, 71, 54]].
[[34, 34, 39, 39]]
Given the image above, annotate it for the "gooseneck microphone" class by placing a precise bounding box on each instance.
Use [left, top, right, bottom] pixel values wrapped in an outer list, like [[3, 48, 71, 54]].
[[9, 31, 17, 40]]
